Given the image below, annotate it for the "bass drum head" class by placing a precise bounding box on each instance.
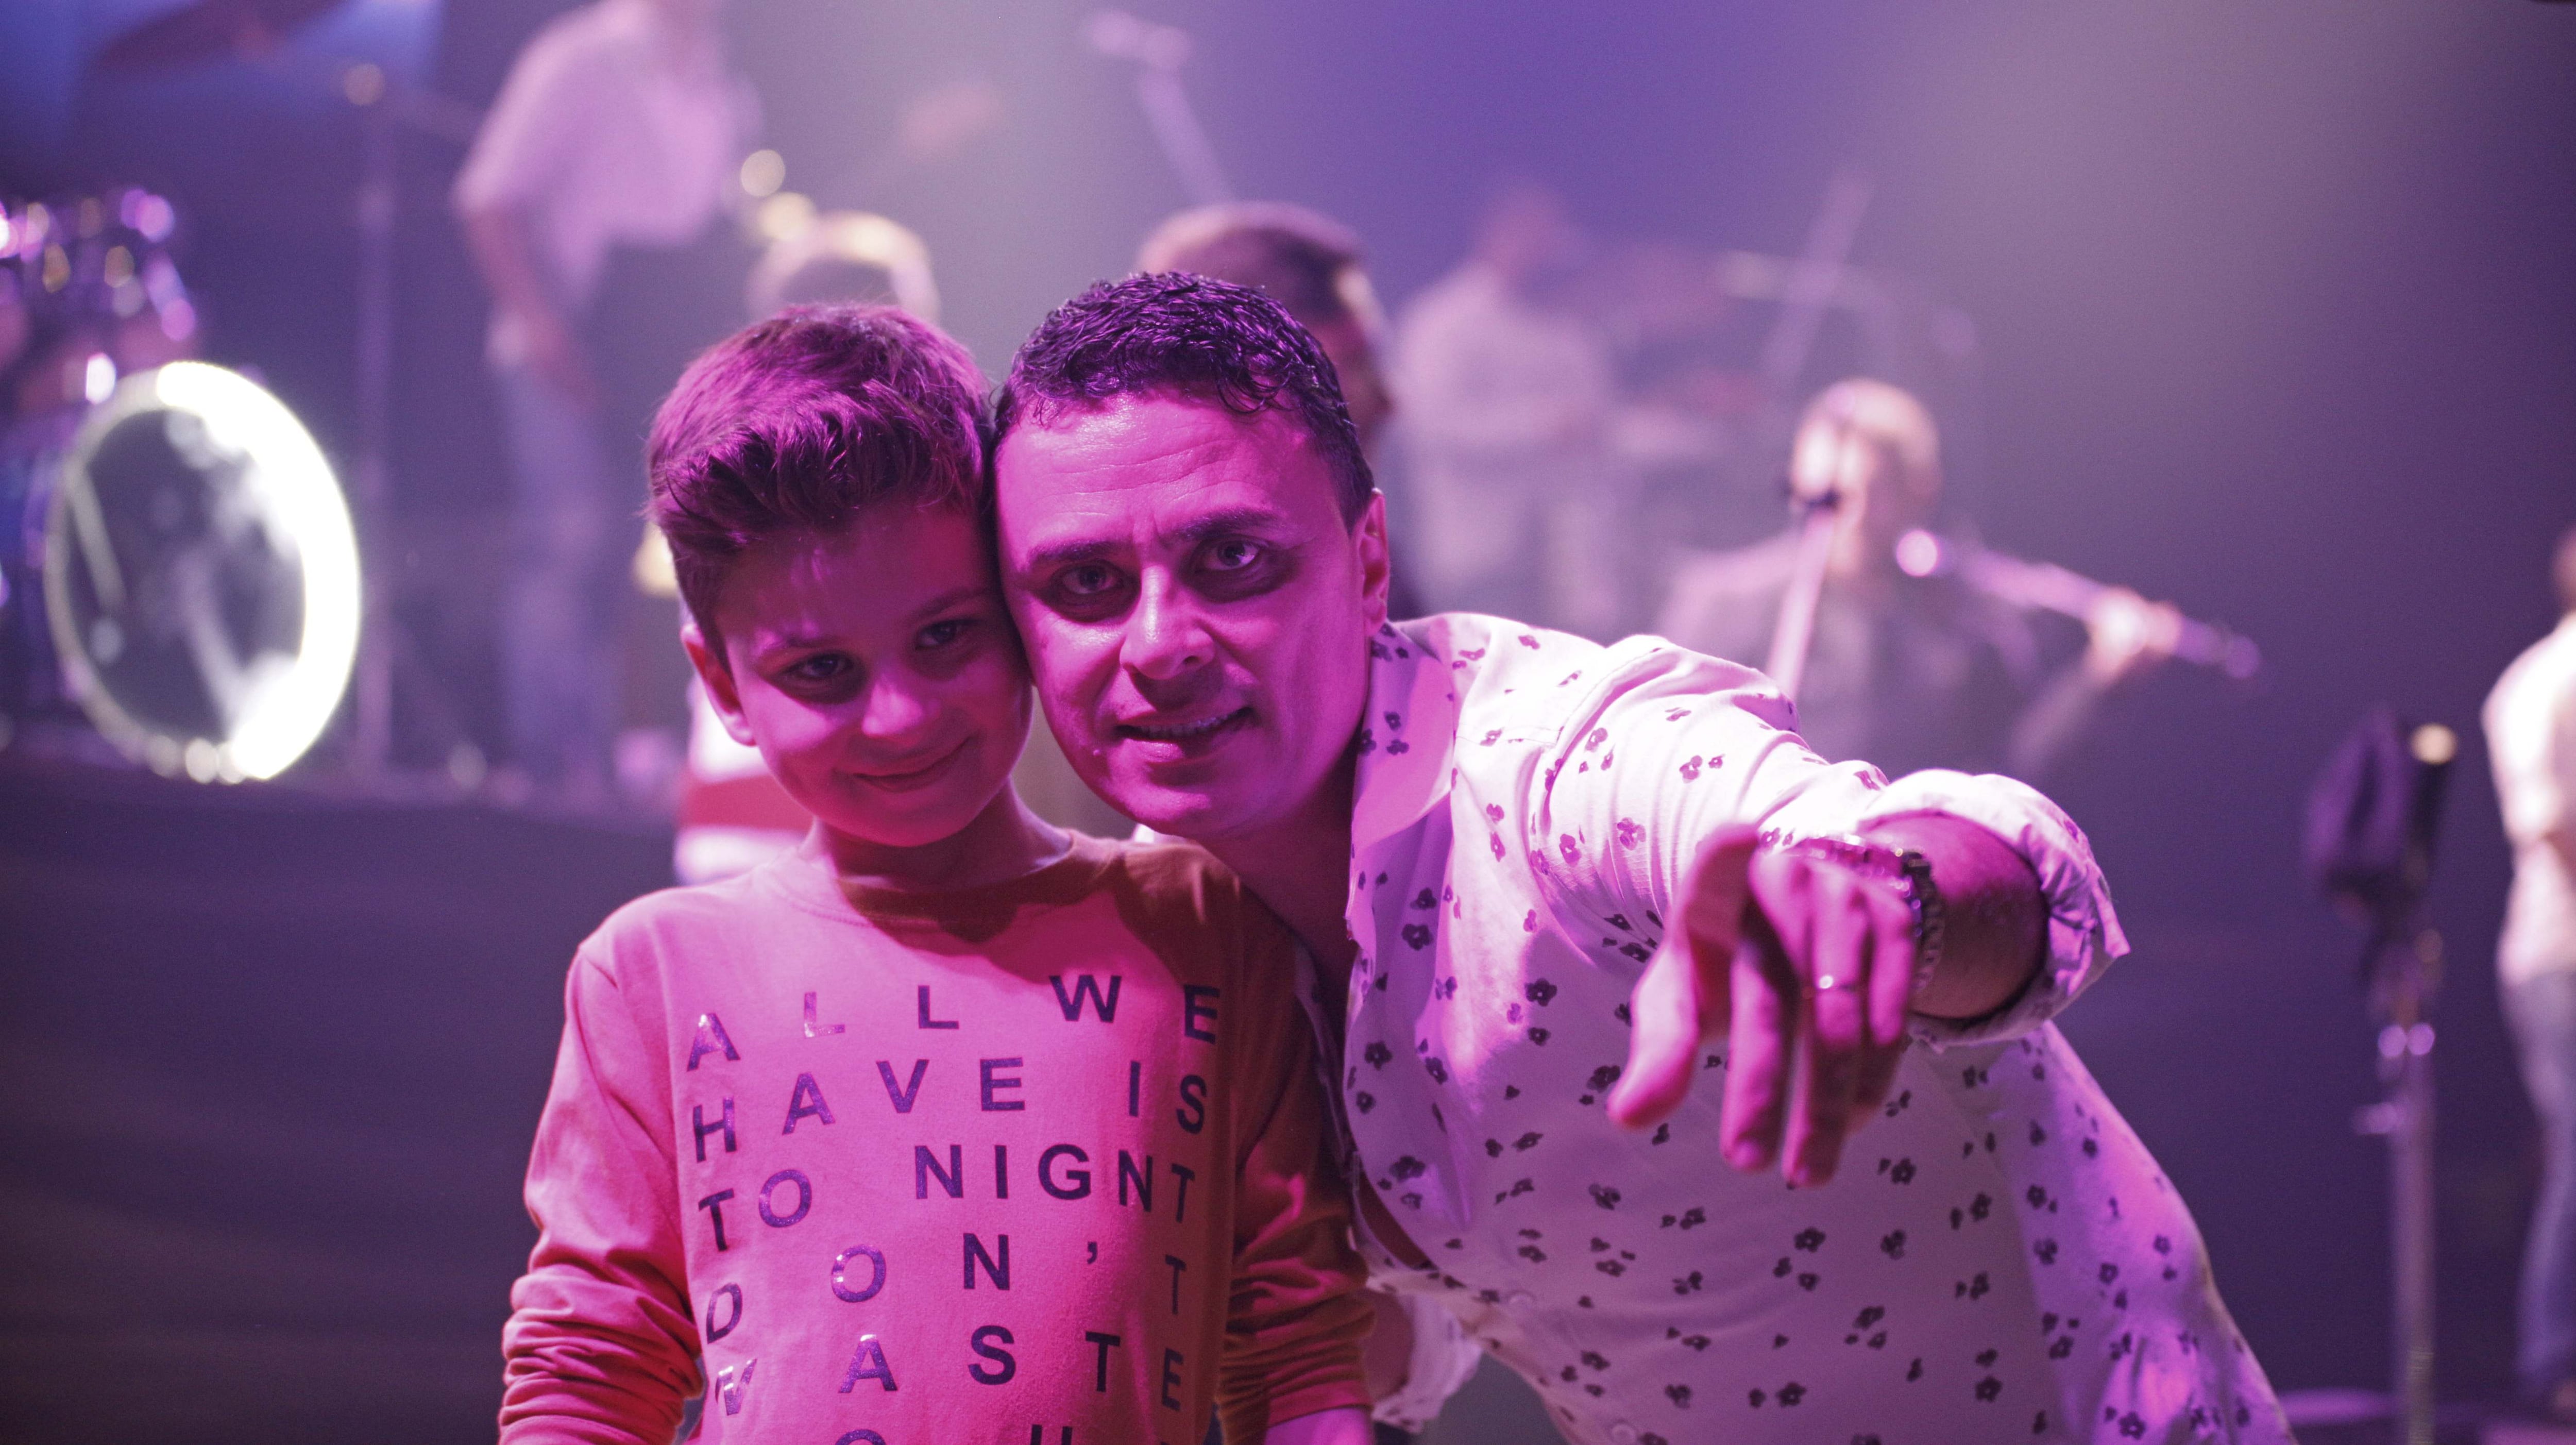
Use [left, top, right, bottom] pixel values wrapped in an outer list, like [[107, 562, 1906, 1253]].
[[43, 362, 358, 781]]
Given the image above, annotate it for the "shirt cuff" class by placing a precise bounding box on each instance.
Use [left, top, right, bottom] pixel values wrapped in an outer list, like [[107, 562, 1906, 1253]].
[[1224, 1375, 1377, 1443], [1861, 768, 2129, 1050], [1366, 1289, 1485, 1431]]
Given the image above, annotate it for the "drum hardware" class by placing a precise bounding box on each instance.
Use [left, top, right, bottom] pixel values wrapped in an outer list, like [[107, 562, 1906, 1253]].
[[1089, 11, 1232, 206], [41, 361, 360, 781], [91, 0, 346, 73], [2303, 710, 2455, 1445], [89, 0, 485, 782]]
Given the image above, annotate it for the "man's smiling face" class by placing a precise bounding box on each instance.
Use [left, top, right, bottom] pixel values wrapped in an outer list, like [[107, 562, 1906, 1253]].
[[993, 393, 1388, 846]]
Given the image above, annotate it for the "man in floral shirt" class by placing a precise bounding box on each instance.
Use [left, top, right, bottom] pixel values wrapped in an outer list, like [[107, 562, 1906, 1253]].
[[990, 274, 2287, 1444]]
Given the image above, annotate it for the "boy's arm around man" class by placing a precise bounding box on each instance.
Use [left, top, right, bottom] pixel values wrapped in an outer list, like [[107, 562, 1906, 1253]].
[[1208, 894, 1378, 1442]]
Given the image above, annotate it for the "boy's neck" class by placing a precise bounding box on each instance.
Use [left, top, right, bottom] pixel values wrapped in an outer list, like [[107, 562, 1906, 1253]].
[[821, 786, 1071, 893]]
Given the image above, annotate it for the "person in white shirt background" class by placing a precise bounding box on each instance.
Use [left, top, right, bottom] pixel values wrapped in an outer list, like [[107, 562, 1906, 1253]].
[[1395, 181, 1633, 641], [990, 273, 2287, 1444], [2486, 523, 2576, 1421], [453, 0, 753, 804]]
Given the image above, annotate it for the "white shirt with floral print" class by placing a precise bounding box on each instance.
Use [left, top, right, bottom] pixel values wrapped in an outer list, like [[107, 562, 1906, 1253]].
[[1326, 614, 2287, 1445]]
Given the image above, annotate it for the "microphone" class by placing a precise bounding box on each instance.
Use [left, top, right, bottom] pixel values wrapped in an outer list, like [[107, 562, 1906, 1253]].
[[1087, 10, 1191, 70]]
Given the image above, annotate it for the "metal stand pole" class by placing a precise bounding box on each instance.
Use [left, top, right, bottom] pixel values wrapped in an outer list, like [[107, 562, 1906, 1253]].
[[350, 96, 396, 777], [2359, 923, 2440, 1445], [1762, 495, 1837, 705], [1088, 11, 1231, 207]]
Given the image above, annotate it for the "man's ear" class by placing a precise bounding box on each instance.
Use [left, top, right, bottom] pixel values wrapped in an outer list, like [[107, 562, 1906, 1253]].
[[1355, 490, 1393, 631], [682, 623, 760, 749]]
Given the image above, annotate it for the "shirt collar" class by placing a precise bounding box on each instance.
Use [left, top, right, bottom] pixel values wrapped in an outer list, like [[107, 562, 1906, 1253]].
[[1349, 620, 1464, 858]]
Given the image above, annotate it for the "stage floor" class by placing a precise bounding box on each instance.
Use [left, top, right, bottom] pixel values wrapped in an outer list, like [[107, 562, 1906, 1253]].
[[0, 757, 674, 1443]]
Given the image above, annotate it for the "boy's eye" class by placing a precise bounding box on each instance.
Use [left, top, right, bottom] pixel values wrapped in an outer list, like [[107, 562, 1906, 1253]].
[[784, 652, 853, 684], [917, 618, 975, 650]]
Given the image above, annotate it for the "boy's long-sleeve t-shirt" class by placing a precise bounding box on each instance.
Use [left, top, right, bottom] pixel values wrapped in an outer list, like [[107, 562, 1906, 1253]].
[[500, 833, 1373, 1445]]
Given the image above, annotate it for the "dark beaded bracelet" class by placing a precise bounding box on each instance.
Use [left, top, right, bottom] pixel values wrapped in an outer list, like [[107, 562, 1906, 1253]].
[[1765, 831, 1948, 994]]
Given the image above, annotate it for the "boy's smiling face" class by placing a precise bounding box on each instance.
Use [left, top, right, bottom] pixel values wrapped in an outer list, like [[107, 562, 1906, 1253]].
[[687, 502, 1033, 856]]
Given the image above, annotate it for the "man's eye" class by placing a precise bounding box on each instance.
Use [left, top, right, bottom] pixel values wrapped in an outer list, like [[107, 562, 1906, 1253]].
[[1206, 539, 1263, 572], [1059, 563, 1123, 597]]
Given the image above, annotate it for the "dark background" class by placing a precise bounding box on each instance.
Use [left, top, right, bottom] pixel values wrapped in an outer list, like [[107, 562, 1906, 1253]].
[[3, 1, 2573, 1438]]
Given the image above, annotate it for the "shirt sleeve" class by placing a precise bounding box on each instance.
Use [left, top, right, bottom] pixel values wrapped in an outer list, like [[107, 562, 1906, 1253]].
[[2489, 651, 2576, 847], [1524, 634, 2127, 1049], [1215, 909, 1376, 1441], [2556, 686, 2576, 838], [454, 22, 594, 216], [499, 949, 703, 1444]]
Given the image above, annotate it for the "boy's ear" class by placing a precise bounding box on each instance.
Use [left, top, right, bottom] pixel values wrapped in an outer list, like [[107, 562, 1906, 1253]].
[[682, 623, 761, 750]]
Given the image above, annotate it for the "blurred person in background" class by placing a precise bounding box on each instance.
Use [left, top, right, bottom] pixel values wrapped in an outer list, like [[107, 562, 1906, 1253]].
[[2487, 523, 2576, 1422], [744, 208, 939, 321], [453, 0, 754, 804], [1591, 237, 1778, 558], [1138, 200, 1421, 622], [1395, 180, 1632, 639], [1657, 378, 2177, 782], [1139, 203, 1393, 453]]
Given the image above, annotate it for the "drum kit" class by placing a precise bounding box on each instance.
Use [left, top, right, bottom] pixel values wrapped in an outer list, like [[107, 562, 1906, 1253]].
[[2, 0, 370, 785], [3, 0, 993, 795], [0, 192, 360, 784]]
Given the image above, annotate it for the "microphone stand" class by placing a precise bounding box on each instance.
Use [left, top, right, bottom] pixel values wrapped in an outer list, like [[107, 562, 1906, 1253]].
[[1762, 489, 1839, 705], [2355, 916, 2440, 1445], [2306, 713, 2456, 1445], [330, 60, 480, 781], [2349, 722, 2453, 1445], [1088, 10, 1232, 206]]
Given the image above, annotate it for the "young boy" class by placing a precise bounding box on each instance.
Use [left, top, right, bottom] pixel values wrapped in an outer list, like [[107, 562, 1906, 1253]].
[[498, 306, 1375, 1445]]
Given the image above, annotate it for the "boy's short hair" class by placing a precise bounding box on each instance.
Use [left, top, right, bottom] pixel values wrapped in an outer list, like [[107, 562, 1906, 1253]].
[[994, 273, 1373, 523], [647, 304, 986, 652]]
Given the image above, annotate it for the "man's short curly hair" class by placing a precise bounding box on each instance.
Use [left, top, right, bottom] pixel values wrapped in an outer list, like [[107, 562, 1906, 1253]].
[[647, 304, 986, 653], [993, 273, 1373, 522]]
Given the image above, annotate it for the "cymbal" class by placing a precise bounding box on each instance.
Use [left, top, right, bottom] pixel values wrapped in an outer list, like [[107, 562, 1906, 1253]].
[[92, 0, 347, 73]]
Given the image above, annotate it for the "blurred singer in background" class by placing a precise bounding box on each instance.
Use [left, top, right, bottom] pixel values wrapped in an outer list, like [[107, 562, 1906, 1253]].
[[454, 0, 753, 803], [1659, 378, 2177, 781], [2487, 524, 2576, 1422]]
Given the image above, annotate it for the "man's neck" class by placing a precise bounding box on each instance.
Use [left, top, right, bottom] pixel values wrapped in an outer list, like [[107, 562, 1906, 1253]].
[[1197, 759, 1361, 972]]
